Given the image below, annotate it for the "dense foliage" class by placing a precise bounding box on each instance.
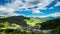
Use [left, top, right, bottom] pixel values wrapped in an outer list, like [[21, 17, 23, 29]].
[[40, 18, 60, 30]]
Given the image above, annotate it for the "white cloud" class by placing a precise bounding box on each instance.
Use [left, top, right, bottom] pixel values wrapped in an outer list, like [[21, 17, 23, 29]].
[[39, 12, 60, 18], [48, 12, 60, 17], [0, 0, 54, 16], [32, 9, 43, 14], [54, 2, 60, 6], [48, 7, 54, 9]]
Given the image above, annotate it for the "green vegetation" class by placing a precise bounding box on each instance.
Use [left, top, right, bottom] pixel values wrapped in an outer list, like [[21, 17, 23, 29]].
[[0, 22, 20, 29], [0, 16, 60, 34], [25, 17, 44, 26], [0, 29, 48, 34], [40, 18, 60, 30], [0, 16, 10, 18]]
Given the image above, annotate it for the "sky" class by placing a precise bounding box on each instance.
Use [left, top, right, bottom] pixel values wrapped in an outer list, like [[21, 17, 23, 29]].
[[0, 0, 60, 18]]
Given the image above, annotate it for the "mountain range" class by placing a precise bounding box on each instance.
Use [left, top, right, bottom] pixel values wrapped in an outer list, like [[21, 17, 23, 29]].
[[0, 16, 60, 26]]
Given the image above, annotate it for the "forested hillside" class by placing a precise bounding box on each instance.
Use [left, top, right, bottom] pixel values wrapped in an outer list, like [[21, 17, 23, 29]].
[[0, 16, 60, 34], [40, 18, 60, 30], [0, 16, 29, 26]]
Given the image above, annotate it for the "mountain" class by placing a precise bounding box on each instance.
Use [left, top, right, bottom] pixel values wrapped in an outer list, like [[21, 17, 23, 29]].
[[40, 18, 60, 30], [0, 16, 10, 18], [0, 16, 29, 26], [0, 16, 59, 27]]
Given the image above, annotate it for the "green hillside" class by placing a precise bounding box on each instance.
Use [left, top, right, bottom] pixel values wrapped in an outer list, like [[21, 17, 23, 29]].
[[0, 16, 49, 26], [0, 16, 60, 34]]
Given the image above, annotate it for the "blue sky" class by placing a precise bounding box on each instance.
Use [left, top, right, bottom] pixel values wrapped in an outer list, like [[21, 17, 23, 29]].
[[0, 0, 60, 18]]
